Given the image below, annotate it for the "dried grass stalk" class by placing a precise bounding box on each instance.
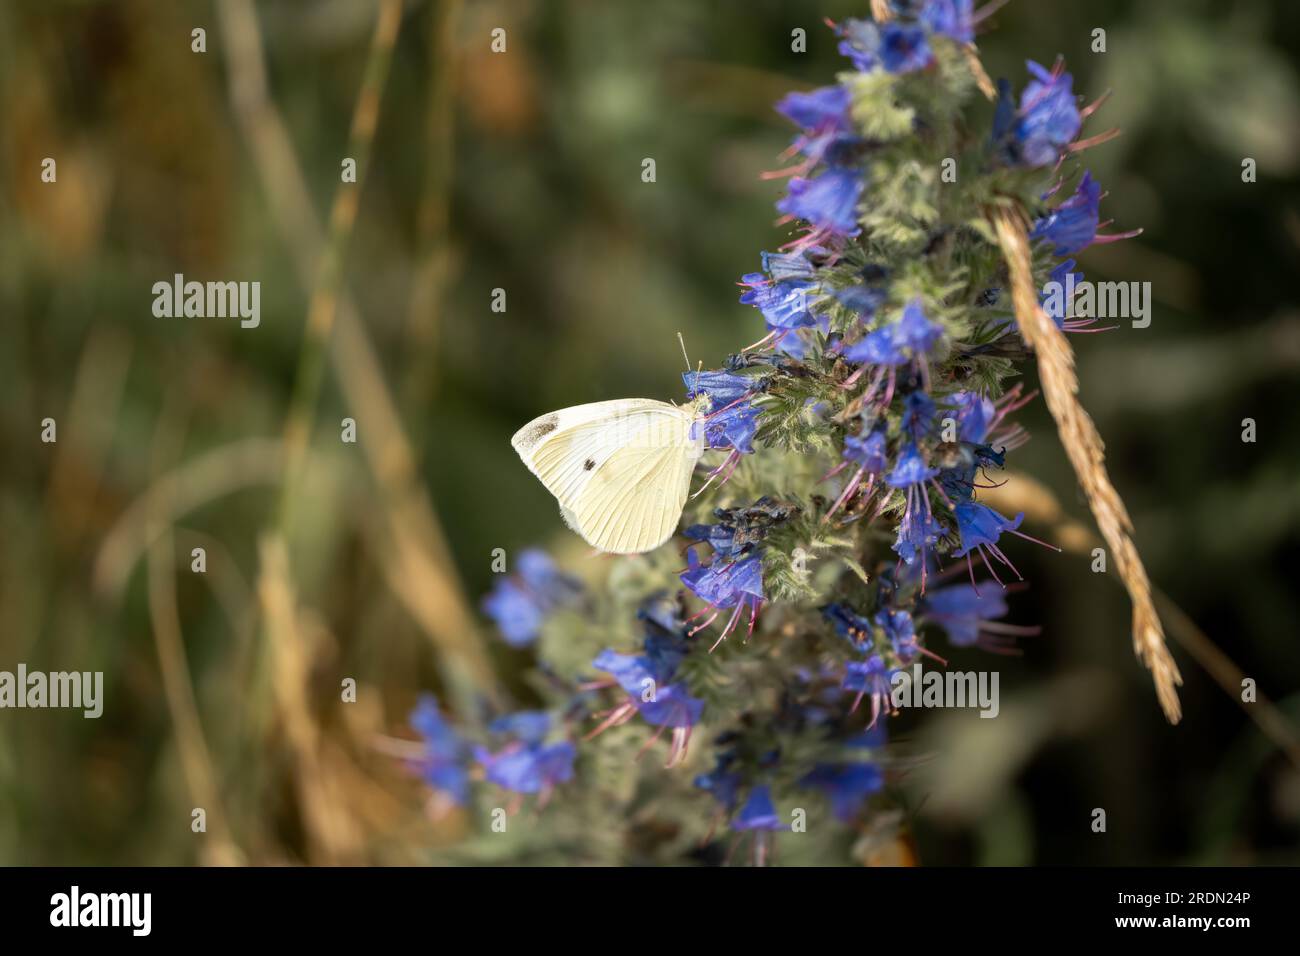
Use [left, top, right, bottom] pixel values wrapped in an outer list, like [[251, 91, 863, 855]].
[[991, 202, 1183, 723]]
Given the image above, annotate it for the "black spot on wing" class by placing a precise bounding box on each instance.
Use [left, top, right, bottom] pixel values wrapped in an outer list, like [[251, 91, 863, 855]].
[[583, 458, 595, 470]]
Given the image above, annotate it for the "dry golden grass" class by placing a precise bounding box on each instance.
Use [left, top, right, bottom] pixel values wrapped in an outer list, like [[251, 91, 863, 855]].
[[991, 203, 1183, 723]]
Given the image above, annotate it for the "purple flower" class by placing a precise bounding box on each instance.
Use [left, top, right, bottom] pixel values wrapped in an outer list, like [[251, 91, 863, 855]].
[[901, 391, 937, 440], [836, 19, 934, 74], [489, 710, 552, 745], [588, 596, 703, 766], [684, 367, 763, 456], [843, 298, 941, 368], [886, 444, 943, 577], [843, 654, 898, 725], [681, 550, 764, 649], [777, 168, 863, 237], [695, 756, 743, 810], [876, 608, 919, 662], [835, 283, 887, 321], [994, 60, 1081, 168], [824, 602, 876, 648], [951, 501, 1035, 584], [732, 785, 788, 831], [409, 694, 470, 804], [886, 444, 939, 488], [802, 762, 884, 822], [844, 430, 888, 472], [893, 510, 945, 569], [476, 711, 576, 796], [920, 0, 975, 44], [481, 549, 582, 647], [953, 501, 1024, 557], [950, 391, 996, 443], [682, 552, 763, 610], [761, 249, 818, 282], [1032, 172, 1101, 256], [775, 86, 857, 166], [477, 741, 576, 795], [591, 649, 704, 730], [739, 278, 817, 333], [696, 401, 760, 455], [893, 297, 943, 354], [776, 85, 852, 133], [684, 369, 756, 408], [842, 325, 907, 366], [922, 583, 1010, 647], [879, 24, 933, 73]]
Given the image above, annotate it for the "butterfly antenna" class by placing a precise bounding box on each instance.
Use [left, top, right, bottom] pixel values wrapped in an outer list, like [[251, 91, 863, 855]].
[[677, 332, 691, 373]]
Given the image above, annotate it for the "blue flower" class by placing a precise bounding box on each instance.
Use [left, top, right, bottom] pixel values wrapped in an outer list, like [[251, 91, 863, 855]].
[[802, 762, 884, 822], [775, 86, 858, 166], [842, 654, 898, 724], [879, 24, 933, 73], [683, 369, 756, 408], [836, 19, 934, 74], [684, 521, 743, 559], [588, 594, 705, 766], [696, 401, 760, 455], [682, 552, 764, 611], [843, 298, 941, 369], [1032, 172, 1100, 256], [893, 510, 945, 568], [738, 268, 824, 358], [481, 549, 582, 647], [901, 391, 937, 440], [1041, 258, 1084, 328], [732, 785, 788, 831], [488, 710, 552, 745], [760, 249, 818, 282], [824, 602, 876, 649], [695, 755, 743, 810], [476, 711, 576, 796], [481, 579, 544, 648], [477, 741, 577, 795], [886, 443, 939, 488], [922, 583, 1009, 647], [842, 325, 907, 366], [952, 501, 1024, 558], [740, 277, 818, 333], [775, 85, 852, 133], [920, 0, 975, 44], [993, 61, 1081, 168], [886, 444, 944, 575], [893, 297, 943, 355], [876, 608, 919, 662], [950, 391, 996, 443], [777, 168, 863, 237], [835, 282, 887, 321], [409, 694, 470, 804], [843, 430, 888, 472], [684, 367, 763, 455], [591, 649, 703, 729], [681, 549, 765, 650]]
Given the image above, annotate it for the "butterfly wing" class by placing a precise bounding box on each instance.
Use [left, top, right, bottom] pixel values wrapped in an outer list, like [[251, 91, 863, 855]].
[[512, 399, 703, 554]]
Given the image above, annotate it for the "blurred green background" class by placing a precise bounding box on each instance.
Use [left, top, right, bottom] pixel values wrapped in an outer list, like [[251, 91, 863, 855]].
[[1, 0, 1298, 864]]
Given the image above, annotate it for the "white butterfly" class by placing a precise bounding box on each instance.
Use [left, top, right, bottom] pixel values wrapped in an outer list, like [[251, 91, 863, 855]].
[[511, 396, 711, 554]]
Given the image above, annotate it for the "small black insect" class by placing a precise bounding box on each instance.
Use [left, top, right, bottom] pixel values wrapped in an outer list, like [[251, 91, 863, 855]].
[[583, 459, 596, 470]]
